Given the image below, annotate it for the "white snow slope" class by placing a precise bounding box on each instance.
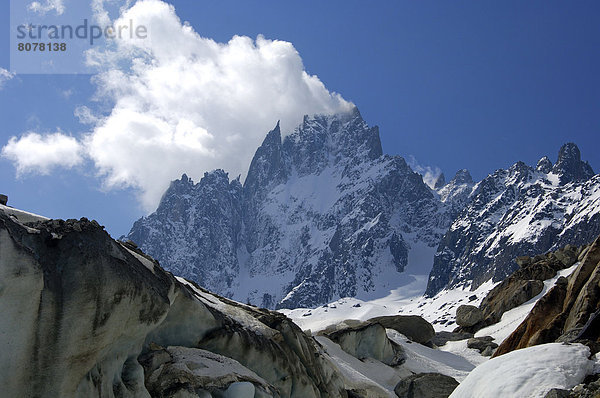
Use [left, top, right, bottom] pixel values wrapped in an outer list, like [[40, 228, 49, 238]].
[[450, 343, 594, 398]]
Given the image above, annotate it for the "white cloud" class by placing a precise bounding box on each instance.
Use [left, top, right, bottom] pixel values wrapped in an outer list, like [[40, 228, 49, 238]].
[[1, 131, 84, 176], [74, 106, 100, 125], [3, 0, 352, 210], [83, 0, 352, 210], [61, 89, 74, 99], [28, 0, 65, 15], [407, 155, 443, 189], [0, 68, 14, 89]]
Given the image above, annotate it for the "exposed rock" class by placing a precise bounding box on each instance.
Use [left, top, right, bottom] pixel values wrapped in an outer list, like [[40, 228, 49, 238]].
[[467, 336, 498, 354], [0, 194, 7, 205], [325, 322, 406, 366], [433, 173, 446, 189], [536, 156, 553, 174], [128, 109, 452, 309], [480, 279, 544, 326], [543, 388, 571, 398], [552, 143, 595, 184], [140, 346, 276, 397], [480, 345, 495, 357], [494, 235, 600, 357], [431, 331, 474, 347], [568, 375, 600, 398], [0, 210, 347, 398], [456, 305, 483, 327], [426, 143, 599, 298], [367, 315, 435, 344], [394, 373, 459, 398], [476, 245, 583, 330]]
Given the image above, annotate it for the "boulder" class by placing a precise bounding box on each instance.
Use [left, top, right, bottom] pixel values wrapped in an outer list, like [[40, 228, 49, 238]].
[[431, 331, 474, 347], [367, 315, 435, 344], [0, 194, 7, 206], [568, 375, 600, 397], [325, 322, 406, 366], [394, 373, 459, 398], [467, 336, 498, 354], [481, 345, 496, 357], [140, 346, 276, 397], [456, 305, 483, 327]]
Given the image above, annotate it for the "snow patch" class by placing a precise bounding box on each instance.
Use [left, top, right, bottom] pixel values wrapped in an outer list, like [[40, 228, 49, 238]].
[[449, 343, 594, 398]]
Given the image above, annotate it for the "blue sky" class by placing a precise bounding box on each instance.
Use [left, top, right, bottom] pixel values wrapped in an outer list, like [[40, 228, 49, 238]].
[[0, 0, 599, 237]]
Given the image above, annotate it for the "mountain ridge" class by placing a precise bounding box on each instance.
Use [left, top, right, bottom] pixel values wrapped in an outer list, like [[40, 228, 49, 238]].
[[128, 107, 451, 308], [127, 109, 599, 309]]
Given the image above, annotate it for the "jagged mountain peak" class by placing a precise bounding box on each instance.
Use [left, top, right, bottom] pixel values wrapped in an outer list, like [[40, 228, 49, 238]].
[[283, 107, 383, 176], [426, 142, 600, 297], [552, 142, 595, 183], [244, 122, 286, 196], [536, 156, 553, 173], [129, 108, 447, 308], [433, 173, 446, 189], [451, 169, 473, 184], [554, 142, 595, 180]]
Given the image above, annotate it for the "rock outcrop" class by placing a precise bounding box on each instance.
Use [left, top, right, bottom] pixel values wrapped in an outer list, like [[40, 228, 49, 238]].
[[455, 305, 483, 328], [366, 315, 435, 345], [427, 143, 599, 297], [0, 208, 348, 398], [394, 373, 459, 398], [466, 337, 497, 356], [324, 322, 406, 366], [494, 235, 600, 357], [128, 108, 454, 309]]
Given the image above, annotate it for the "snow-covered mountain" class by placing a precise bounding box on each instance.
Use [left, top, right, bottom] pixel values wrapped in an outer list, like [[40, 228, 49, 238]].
[[128, 105, 599, 310], [128, 107, 452, 308], [426, 143, 600, 296]]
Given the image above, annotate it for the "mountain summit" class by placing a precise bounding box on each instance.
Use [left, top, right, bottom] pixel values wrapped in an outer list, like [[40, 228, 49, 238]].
[[128, 108, 450, 308], [426, 143, 599, 296], [128, 111, 599, 309]]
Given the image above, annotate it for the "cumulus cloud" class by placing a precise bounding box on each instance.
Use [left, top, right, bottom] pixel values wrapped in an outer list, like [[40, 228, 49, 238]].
[[86, 0, 351, 209], [1, 131, 84, 176], [28, 0, 65, 15], [3, 0, 352, 210], [407, 155, 443, 189], [0, 68, 14, 89]]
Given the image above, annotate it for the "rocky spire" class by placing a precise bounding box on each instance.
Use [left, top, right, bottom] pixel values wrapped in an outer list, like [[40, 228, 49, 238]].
[[433, 173, 446, 189], [244, 121, 287, 196], [451, 169, 473, 184], [536, 156, 553, 173], [551, 143, 595, 184]]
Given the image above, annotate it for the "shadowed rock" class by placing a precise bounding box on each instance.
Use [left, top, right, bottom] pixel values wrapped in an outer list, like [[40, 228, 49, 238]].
[[394, 373, 459, 398], [0, 209, 347, 398], [494, 235, 600, 357], [367, 315, 435, 344]]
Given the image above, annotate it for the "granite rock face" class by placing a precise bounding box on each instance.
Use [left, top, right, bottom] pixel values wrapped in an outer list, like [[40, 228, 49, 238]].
[[494, 235, 600, 357], [427, 143, 599, 297], [128, 106, 599, 310], [128, 108, 451, 309]]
